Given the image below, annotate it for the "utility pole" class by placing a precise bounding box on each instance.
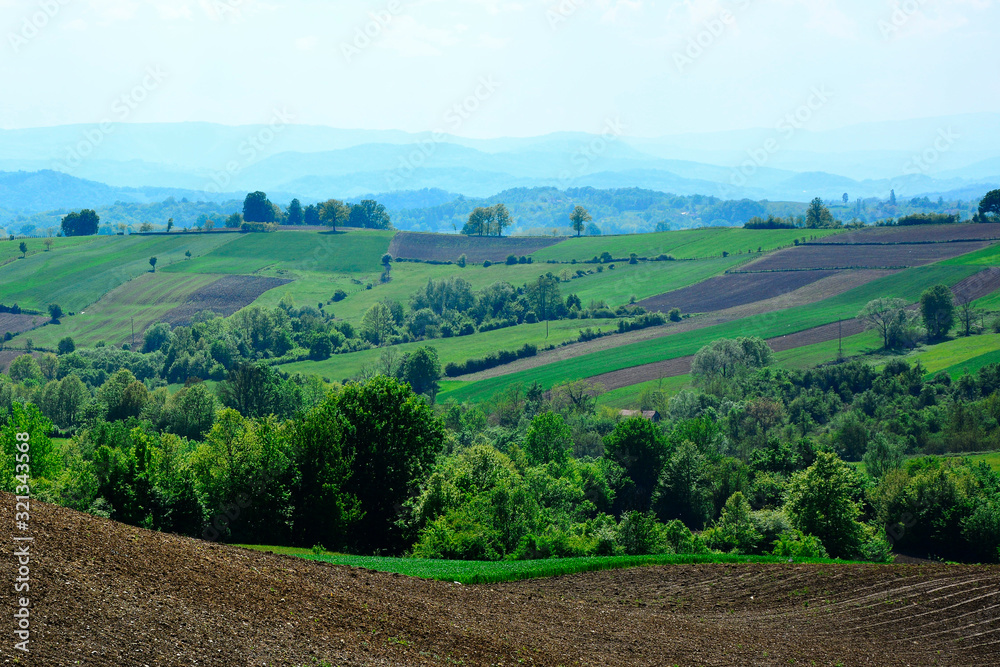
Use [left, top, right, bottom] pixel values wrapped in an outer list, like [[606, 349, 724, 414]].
[[837, 318, 842, 358]]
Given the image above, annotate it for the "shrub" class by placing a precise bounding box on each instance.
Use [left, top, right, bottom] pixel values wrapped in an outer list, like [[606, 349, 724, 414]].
[[616, 511, 664, 555], [506, 255, 518, 265], [525, 311, 538, 324], [771, 530, 828, 559], [669, 308, 682, 322], [457, 254, 467, 268], [483, 260, 492, 267]]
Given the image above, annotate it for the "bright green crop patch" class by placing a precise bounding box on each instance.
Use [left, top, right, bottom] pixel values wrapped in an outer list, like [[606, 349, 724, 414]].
[[239, 547, 855, 585], [163, 229, 394, 275], [942, 242, 1000, 266], [596, 375, 691, 409], [0, 233, 240, 311], [439, 263, 982, 403], [935, 347, 1000, 379], [532, 227, 845, 262]]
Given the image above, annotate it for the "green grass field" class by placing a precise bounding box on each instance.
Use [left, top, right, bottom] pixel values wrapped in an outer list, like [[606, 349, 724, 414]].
[[0, 235, 102, 266], [0, 233, 239, 311], [237, 547, 855, 585], [531, 227, 845, 262], [879, 333, 1000, 377], [439, 263, 983, 403], [163, 229, 394, 275], [280, 317, 622, 382], [596, 375, 691, 409]]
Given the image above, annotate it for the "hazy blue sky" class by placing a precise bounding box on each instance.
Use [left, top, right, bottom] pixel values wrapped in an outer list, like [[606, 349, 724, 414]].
[[2, 0, 997, 137]]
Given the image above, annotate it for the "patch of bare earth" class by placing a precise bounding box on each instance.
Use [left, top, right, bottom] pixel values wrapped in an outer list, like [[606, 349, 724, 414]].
[[736, 241, 992, 272], [3, 496, 998, 666], [161, 275, 291, 326], [0, 313, 45, 338], [811, 222, 1000, 244]]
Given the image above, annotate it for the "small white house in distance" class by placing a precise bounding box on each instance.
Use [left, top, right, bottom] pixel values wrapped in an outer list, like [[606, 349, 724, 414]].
[[619, 409, 661, 422]]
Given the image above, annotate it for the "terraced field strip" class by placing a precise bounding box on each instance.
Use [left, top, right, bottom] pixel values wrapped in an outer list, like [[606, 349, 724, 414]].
[[736, 240, 991, 272], [13, 272, 222, 348], [584, 268, 1000, 391], [637, 269, 840, 314], [0, 233, 240, 311], [439, 264, 986, 403], [530, 227, 845, 262], [456, 269, 900, 384], [811, 222, 1000, 244], [388, 231, 562, 263]]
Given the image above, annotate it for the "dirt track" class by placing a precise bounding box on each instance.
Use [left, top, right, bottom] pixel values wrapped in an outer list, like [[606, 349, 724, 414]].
[[2, 495, 999, 666]]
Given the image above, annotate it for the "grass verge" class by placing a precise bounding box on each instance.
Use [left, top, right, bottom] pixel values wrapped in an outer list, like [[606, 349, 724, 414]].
[[237, 547, 859, 585]]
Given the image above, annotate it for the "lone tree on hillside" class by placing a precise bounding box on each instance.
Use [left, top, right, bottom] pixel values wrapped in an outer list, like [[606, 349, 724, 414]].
[[61, 209, 100, 236], [166, 218, 174, 232], [920, 284, 955, 341], [318, 199, 351, 232], [805, 198, 838, 228], [857, 298, 910, 349], [44, 239, 53, 251], [18, 241, 27, 258], [48, 303, 63, 322], [978, 189, 1000, 222], [570, 205, 592, 237], [149, 257, 157, 273], [242, 191, 276, 223]]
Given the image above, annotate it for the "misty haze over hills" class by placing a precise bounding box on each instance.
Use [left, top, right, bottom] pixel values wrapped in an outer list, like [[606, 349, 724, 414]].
[[1, 114, 998, 232]]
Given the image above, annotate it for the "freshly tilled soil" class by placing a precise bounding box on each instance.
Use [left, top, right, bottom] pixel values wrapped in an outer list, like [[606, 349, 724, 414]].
[[3, 495, 1000, 666]]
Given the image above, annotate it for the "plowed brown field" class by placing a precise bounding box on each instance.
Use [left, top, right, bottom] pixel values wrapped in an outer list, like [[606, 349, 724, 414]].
[[388, 231, 563, 263], [0, 312, 43, 337], [162, 275, 291, 325], [638, 269, 840, 314], [811, 222, 1000, 244], [3, 495, 999, 666], [736, 241, 991, 272]]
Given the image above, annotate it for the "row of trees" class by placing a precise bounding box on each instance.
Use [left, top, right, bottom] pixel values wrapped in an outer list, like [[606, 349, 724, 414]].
[[241, 192, 392, 231], [858, 283, 981, 349], [4, 327, 1000, 562]]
